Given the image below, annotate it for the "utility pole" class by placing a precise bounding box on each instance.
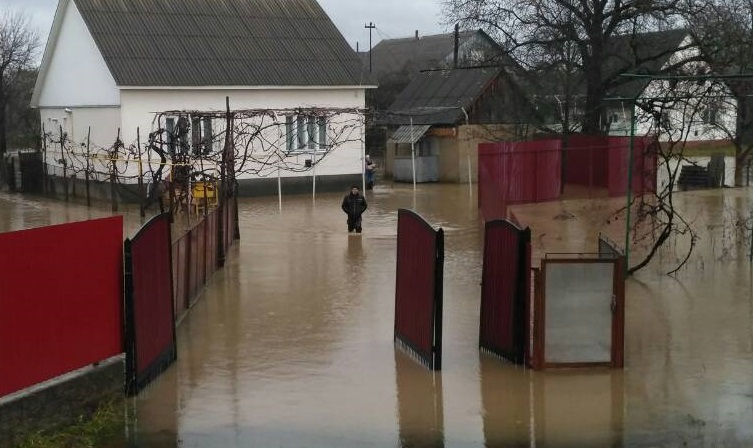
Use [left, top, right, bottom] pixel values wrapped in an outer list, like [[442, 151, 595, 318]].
[[365, 22, 376, 73]]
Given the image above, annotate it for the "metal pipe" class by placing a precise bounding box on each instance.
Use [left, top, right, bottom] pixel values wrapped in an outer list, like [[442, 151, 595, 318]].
[[460, 107, 471, 198], [625, 97, 637, 274], [410, 117, 416, 191]]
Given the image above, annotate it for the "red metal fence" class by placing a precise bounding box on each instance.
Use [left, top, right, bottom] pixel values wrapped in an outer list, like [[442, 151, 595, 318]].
[[394, 209, 444, 370], [171, 200, 236, 317], [0, 217, 124, 398], [0, 197, 237, 399], [478, 140, 562, 221], [124, 213, 176, 395], [566, 135, 657, 197], [479, 220, 531, 365], [478, 136, 658, 220]]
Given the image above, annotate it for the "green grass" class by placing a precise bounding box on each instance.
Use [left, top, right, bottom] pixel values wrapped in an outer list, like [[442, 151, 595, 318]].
[[15, 399, 123, 448], [681, 144, 736, 157]]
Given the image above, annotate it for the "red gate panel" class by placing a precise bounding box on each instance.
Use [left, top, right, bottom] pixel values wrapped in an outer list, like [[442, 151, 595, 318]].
[[479, 220, 531, 364], [188, 227, 199, 300], [124, 213, 176, 395], [196, 220, 207, 288], [394, 209, 444, 370]]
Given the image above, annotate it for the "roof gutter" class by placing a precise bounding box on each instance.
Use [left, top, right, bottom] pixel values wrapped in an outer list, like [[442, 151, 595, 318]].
[[117, 85, 378, 91]]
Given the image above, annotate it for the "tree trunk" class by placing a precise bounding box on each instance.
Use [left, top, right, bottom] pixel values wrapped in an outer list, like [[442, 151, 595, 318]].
[[581, 30, 607, 135], [0, 89, 7, 187], [736, 152, 751, 187], [0, 84, 6, 157]]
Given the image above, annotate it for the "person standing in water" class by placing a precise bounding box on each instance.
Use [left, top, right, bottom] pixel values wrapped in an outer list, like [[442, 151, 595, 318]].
[[365, 154, 376, 190], [341, 184, 368, 233]]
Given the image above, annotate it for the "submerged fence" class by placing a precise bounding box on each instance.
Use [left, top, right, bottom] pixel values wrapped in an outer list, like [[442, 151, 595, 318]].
[[172, 199, 237, 317], [124, 213, 177, 396], [478, 140, 562, 221], [394, 209, 444, 370], [530, 254, 625, 369], [478, 136, 657, 220], [479, 215, 626, 370], [0, 195, 239, 402], [479, 220, 532, 365]]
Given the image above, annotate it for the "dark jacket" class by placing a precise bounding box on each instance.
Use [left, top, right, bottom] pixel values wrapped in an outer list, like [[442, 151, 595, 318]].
[[342, 193, 367, 217]]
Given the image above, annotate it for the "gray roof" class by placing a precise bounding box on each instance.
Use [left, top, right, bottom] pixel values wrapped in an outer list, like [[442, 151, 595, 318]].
[[365, 30, 484, 81], [73, 0, 373, 87], [604, 29, 693, 98], [389, 125, 431, 144], [387, 67, 503, 125]]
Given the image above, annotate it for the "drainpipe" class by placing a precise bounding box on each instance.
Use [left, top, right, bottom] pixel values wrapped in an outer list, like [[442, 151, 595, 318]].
[[410, 117, 416, 191], [453, 24, 460, 68], [461, 107, 471, 197]]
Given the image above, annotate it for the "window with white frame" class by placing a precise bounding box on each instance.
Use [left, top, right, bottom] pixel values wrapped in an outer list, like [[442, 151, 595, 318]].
[[702, 101, 720, 125], [285, 113, 327, 153], [165, 115, 214, 156]]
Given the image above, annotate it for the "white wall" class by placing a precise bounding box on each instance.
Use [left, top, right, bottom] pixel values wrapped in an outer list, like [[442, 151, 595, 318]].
[[35, 0, 120, 108], [40, 107, 122, 181], [119, 88, 367, 180], [608, 36, 738, 143]]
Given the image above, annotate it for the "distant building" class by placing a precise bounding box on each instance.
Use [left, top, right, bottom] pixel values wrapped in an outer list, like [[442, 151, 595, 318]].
[[384, 66, 537, 183]]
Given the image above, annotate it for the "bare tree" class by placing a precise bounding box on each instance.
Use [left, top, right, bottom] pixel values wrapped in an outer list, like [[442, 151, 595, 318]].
[[621, 77, 729, 275], [688, 0, 753, 186], [442, 0, 688, 134], [0, 9, 39, 159]]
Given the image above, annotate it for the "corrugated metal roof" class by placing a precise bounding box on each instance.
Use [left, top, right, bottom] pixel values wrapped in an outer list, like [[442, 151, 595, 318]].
[[388, 125, 431, 144], [387, 67, 503, 125], [605, 29, 693, 99], [358, 30, 510, 81], [73, 0, 374, 87]]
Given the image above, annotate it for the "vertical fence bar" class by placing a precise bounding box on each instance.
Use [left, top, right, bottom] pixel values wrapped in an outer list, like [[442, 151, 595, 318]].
[[433, 228, 444, 370], [123, 238, 137, 395], [85, 127, 91, 206]]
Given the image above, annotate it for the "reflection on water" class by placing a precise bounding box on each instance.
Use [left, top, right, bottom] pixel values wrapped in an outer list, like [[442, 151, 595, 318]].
[[480, 354, 624, 448], [3, 185, 753, 447], [395, 351, 444, 448]]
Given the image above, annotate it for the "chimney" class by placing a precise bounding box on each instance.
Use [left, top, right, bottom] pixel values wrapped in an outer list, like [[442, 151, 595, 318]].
[[453, 24, 459, 68], [415, 30, 419, 40]]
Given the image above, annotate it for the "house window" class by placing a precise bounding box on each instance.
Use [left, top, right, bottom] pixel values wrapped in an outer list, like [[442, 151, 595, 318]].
[[191, 116, 202, 156], [297, 115, 306, 150], [166, 117, 177, 157], [285, 114, 328, 153], [307, 116, 317, 150], [702, 103, 719, 125], [176, 116, 191, 155], [659, 111, 671, 130], [318, 116, 327, 148], [202, 117, 213, 155], [286, 116, 295, 152]]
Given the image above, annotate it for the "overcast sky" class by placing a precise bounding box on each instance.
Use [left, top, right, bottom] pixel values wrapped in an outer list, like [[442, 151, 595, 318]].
[[7, 0, 447, 59]]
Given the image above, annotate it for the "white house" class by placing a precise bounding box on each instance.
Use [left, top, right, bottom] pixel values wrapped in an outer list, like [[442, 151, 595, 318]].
[[604, 30, 737, 143], [31, 0, 375, 197]]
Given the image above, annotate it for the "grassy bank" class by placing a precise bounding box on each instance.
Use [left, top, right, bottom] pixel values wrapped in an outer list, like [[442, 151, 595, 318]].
[[15, 399, 123, 448]]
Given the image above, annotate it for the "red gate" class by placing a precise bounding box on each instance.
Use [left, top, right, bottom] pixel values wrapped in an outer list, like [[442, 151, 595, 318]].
[[479, 220, 531, 364], [394, 209, 444, 370], [124, 213, 177, 395]]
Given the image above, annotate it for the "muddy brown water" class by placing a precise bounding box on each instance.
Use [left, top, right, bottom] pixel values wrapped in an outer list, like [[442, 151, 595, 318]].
[[2, 185, 752, 447]]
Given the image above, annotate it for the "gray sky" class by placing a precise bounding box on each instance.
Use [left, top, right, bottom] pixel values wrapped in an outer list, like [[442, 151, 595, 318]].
[[8, 0, 447, 59]]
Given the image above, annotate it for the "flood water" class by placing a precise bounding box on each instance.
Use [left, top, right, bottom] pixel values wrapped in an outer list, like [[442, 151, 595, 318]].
[[2, 183, 753, 447]]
